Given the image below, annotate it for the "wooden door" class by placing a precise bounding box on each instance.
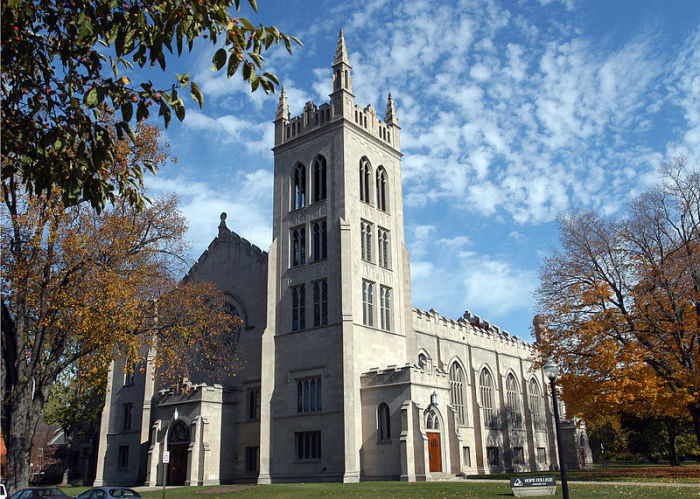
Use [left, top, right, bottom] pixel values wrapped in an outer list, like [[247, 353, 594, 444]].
[[427, 432, 442, 472], [168, 443, 188, 485]]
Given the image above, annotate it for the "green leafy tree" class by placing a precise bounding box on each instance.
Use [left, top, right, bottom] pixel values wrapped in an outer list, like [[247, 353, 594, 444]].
[[1, 0, 300, 211]]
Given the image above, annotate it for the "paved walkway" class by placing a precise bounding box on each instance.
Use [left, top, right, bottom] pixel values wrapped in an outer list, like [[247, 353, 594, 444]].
[[465, 478, 700, 488]]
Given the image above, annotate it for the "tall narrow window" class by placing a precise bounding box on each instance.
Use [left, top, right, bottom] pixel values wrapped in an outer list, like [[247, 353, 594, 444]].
[[377, 403, 391, 441], [292, 164, 306, 210], [312, 156, 327, 202], [122, 403, 133, 431], [506, 374, 522, 429], [291, 226, 306, 266], [312, 220, 327, 261], [361, 221, 373, 262], [123, 360, 134, 386], [377, 228, 390, 269], [292, 285, 305, 331], [529, 379, 545, 431], [376, 166, 388, 212], [362, 281, 374, 327], [359, 157, 372, 203], [449, 363, 466, 425], [313, 280, 328, 327], [480, 368, 496, 428], [247, 387, 261, 421], [379, 286, 391, 331]]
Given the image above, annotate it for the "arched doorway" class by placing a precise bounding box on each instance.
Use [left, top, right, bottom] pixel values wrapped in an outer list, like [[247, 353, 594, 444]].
[[425, 407, 442, 472], [167, 420, 189, 485]]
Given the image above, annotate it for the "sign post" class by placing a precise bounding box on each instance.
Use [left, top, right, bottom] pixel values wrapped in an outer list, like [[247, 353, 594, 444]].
[[510, 476, 556, 497], [162, 451, 170, 499]]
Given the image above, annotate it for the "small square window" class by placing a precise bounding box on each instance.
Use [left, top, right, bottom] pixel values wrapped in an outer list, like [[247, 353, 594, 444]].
[[487, 446, 499, 466], [463, 446, 471, 467]]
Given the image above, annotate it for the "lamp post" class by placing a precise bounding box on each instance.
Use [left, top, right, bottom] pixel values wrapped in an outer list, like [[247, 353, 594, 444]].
[[543, 358, 569, 499]]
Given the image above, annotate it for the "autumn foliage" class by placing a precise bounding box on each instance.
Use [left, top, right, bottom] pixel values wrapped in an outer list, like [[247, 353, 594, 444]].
[[1, 124, 240, 490], [536, 158, 700, 452]]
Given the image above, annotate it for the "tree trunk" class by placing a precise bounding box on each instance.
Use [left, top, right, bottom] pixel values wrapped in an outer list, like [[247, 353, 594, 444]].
[[667, 425, 679, 466], [4, 386, 44, 490], [688, 402, 700, 452]]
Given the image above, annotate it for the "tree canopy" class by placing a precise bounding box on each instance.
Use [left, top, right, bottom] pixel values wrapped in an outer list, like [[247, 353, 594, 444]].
[[1, 0, 300, 211], [1, 123, 241, 490], [536, 157, 700, 449]]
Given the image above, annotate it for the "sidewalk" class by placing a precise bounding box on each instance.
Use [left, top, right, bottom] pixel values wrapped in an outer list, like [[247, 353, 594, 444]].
[[465, 478, 700, 488]]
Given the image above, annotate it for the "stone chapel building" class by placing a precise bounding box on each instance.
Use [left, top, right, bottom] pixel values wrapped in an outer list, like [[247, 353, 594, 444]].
[[94, 32, 592, 486]]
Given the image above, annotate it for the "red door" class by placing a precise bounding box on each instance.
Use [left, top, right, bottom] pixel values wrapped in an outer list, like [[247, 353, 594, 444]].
[[427, 432, 442, 472]]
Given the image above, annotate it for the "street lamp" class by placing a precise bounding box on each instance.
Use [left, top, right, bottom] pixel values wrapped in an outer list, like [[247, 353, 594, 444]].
[[543, 358, 569, 499], [430, 391, 438, 406]]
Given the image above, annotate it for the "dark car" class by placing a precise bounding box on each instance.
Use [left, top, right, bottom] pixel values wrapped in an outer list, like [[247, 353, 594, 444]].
[[75, 489, 141, 499], [9, 489, 71, 499]]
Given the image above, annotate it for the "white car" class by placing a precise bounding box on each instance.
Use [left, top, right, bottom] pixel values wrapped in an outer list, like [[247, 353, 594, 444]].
[[0, 483, 7, 499]]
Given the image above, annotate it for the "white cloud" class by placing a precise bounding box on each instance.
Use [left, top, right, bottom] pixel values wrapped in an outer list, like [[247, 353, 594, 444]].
[[146, 170, 273, 261]]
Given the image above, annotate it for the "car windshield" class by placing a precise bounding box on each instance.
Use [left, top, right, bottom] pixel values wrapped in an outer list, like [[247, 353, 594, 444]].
[[39, 490, 67, 497], [109, 490, 140, 498]]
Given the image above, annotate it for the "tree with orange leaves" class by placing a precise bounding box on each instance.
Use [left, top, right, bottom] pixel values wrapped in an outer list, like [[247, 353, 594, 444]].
[[536, 157, 700, 454], [0, 123, 239, 490]]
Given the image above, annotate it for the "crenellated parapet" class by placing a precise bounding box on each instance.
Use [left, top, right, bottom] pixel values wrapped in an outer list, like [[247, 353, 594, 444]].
[[411, 307, 534, 352], [273, 29, 400, 152], [274, 100, 333, 147]]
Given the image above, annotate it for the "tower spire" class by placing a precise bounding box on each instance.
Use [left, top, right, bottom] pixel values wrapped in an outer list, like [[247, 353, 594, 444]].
[[386, 93, 398, 126], [275, 86, 289, 120], [334, 29, 350, 66]]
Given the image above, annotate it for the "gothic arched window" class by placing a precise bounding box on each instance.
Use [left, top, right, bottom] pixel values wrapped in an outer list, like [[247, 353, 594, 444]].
[[312, 220, 327, 261], [377, 403, 391, 441], [529, 379, 545, 431], [480, 368, 496, 428], [312, 156, 327, 202], [292, 163, 306, 210], [376, 166, 388, 212], [362, 280, 374, 327], [291, 226, 305, 266], [506, 373, 522, 429], [449, 363, 467, 425], [359, 157, 372, 203], [418, 353, 428, 369], [426, 408, 439, 430]]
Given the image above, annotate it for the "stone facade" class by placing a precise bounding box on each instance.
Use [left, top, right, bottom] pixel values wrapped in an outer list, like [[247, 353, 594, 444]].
[[94, 31, 591, 486]]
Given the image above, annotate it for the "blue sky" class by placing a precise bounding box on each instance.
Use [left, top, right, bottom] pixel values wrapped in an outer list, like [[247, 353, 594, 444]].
[[144, 0, 700, 340]]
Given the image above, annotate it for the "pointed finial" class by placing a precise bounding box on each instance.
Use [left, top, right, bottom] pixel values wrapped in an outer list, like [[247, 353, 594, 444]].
[[386, 92, 398, 126], [334, 29, 350, 65], [218, 212, 229, 239], [275, 86, 289, 120]]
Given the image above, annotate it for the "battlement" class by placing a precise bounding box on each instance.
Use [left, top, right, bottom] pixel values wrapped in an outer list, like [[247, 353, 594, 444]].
[[351, 103, 397, 148], [412, 307, 533, 352], [274, 95, 400, 151], [273, 30, 400, 151], [276, 100, 334, 146]]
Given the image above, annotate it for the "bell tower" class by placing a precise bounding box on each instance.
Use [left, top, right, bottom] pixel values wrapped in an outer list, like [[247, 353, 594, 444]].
[[259, 30, 410, 484]]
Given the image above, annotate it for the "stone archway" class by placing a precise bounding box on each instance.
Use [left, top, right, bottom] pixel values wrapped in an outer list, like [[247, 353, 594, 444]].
[[167, 420, 190, 486]]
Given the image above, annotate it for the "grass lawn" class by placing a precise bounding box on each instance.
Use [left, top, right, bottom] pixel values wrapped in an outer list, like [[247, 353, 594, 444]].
[[60, 481, 700, 498]]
